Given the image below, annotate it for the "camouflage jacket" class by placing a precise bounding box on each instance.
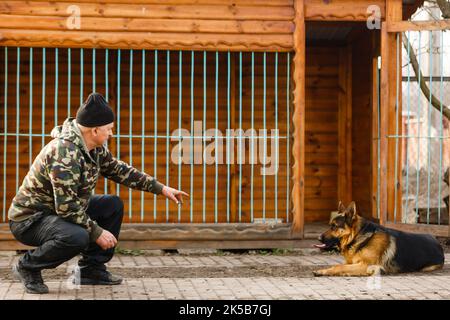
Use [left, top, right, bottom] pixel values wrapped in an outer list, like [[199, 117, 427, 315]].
[[8, 118, 164, 241]]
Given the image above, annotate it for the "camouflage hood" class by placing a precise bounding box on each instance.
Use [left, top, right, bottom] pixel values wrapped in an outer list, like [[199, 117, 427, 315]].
[[8, 118, 164, 242], [50, 118, 95, 163]]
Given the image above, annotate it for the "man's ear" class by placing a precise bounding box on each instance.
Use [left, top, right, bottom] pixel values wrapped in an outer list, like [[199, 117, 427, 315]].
[[345, 201, 357, 224], [338, 201, 346, 212]]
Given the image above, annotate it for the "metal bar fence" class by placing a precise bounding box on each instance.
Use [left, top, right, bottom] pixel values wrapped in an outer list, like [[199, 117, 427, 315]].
[[0, 48, 294, 225]]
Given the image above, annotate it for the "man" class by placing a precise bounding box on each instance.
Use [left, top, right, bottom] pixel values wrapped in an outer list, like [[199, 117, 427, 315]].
[[8, 92, 188, 294]]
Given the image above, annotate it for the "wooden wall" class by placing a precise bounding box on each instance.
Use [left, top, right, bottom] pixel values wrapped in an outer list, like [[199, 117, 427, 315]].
[[0, 0, 294, 52], [0, 47, 293, 224], [352, 32, 375, 218], [304, 47, 339, 222]]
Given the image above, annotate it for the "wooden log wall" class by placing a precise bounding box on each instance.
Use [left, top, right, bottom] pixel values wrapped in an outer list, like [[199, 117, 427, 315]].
[[352, 32, 375, 218], [0, 0, 295, 52], [0, 48, 293, 224], [304, 47, 340, 222]]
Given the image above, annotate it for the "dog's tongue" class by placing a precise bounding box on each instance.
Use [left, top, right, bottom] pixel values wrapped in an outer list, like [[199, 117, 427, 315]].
[[313, 243, 327, 249]]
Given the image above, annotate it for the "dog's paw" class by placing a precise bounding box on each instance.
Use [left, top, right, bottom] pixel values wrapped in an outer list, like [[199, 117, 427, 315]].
[[313, 269, 326, 277]]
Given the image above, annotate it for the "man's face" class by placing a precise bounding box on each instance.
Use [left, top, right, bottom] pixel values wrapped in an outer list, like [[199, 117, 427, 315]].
[[92, 122, 114, 146]]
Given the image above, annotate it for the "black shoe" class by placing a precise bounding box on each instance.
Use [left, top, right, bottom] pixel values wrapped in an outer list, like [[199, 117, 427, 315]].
[[75, 267, 122, 285], [12, 263, 49, 294]]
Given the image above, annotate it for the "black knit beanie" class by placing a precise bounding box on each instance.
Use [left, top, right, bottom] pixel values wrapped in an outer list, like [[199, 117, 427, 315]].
[[76, 92, 115, 127]]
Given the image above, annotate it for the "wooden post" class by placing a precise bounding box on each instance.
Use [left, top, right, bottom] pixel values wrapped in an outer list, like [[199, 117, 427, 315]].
[[338, 45, 352, 205], [371, 31, 381, 220], [230, 53, 237, 222], [380, 0, 402, 225], [291, 0, 305, 238]]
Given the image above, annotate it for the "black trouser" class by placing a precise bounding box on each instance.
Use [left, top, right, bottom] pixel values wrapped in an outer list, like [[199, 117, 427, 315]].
[[9, 195, 124, 272]]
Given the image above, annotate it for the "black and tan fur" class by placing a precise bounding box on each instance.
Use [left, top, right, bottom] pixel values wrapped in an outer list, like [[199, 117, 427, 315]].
[[313, 201, 445, 277]]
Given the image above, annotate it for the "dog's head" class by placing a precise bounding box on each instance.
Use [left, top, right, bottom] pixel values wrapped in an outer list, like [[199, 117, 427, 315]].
[[314, 201, 359, 251]]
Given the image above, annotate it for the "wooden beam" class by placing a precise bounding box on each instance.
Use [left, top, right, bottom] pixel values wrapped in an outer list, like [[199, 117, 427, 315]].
[[371, 34, 380, 220], [0, 14, 294, 34], [0, 2, 295, 20], [291, 0, 305, 239], [337, 45, 352, 204], [387, 20, 450, 32], [385, 222, 449, 238], [380, 22, 389, 226], [0, 29, 293, 52], [304, 0, 385, 21], [230, 53, 237, 223], [386, 0, 403, 224]]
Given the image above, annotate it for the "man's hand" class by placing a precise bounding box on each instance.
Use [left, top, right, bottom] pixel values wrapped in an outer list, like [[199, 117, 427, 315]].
[[161, 186, 189, 205], [96, 230, 117, 250]]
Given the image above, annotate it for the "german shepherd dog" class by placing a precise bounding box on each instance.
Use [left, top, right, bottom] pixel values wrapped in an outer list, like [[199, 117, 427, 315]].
[[313, 201, 445, 276]]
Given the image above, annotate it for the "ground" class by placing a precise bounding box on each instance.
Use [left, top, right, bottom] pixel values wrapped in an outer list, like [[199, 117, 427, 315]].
[[1, 246, 450, 300]]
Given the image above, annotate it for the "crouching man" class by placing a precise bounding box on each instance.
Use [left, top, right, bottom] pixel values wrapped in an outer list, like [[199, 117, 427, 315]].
[[8, 92, 188, 294]]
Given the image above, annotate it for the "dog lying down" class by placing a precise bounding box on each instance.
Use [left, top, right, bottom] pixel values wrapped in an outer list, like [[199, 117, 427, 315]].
[[313, 201, 445, 277]]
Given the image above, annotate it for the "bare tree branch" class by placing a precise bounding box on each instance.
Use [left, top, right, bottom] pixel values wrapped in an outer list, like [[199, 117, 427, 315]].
[[402, 33, 450, 120], [436, 0, 450, 18]]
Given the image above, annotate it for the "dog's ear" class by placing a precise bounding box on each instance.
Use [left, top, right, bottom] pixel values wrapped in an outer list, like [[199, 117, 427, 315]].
[[338, 201, 346, 212], [345, 201, 357, 224]]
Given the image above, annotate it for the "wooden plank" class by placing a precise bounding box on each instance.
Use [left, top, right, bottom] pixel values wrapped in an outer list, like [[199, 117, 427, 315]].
[[230, 53, 237, 223], [385, 222, 449, 238], [386, 0, 403, 224], [0, 2, 295, 20], [37, 0, 294, 5], [118, 223, 294, 240], [380, 22, 389, 226], [0, 29, 293, 52], [291, 0, 304, 238], [337, 45, 352, 204], [0, 15, 294, 34], [380, 0, 403, 225], [107, 239, 312, 250], [304, 0, 385, 21], [387, 20, 450, 32]]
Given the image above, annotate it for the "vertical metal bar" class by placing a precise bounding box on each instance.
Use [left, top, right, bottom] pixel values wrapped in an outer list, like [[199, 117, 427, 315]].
[[286, 52, 290, 223], [104, 49, 108, 195], [238, 52, 243, 222], [263, 52, 267, 222], [141, 50, 145, 222], [67, 48, 71, 117], [404, 31, 412, 223], [250, 52, 255, 222], [202, 51, 206, 223], [437, 30, 444, 225], [54, 48, 58, 126], [15, 47, 20, 193], [129, 49, 133, 221], [415, 32, 422, 222], [215, 51, 219, 223], [42, 48, 46, 148], [29, 48, 33, 167], [154, 50, 158, 222], [190, 51, 194, 223], [116, 49, 121, 197], [274, 52, 279, 222], [92, 48, 96, 92], [80, 48, 84, 104], [3, 47, 7, 221], [178, 51, 182, 222], [426, 31, 433, 224], [394, 34, 400, 223], [166, 50, 170, 223], [377, 56, 381, 220], [226, 52, 230, 223], [105, 49, 109, 101]]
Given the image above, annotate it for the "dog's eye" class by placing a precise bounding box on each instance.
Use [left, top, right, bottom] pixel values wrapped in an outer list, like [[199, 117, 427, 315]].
[[331, 225, 337, 231]]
